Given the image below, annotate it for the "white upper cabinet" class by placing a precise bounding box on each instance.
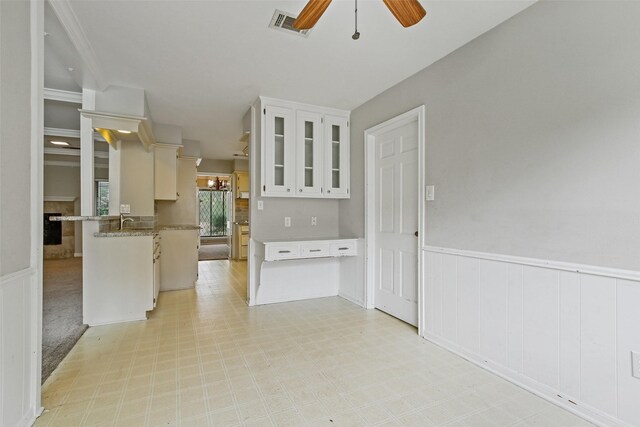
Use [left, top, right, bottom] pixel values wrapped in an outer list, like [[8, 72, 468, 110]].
[[324, 115, 349, 198], [296, 110, 323, 196], [259, 97, 350, 199], [264, 106, 294, 196], [154, 144, 179, 200]]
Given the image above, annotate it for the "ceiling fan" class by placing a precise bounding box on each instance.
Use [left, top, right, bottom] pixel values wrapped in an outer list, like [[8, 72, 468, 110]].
[[293, 0, 427, 30]]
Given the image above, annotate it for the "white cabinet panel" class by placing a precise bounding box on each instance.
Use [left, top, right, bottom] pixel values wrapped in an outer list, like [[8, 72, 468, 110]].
[[296, 110, 323, 196], [323, 115, 349, 198], [159, 229, 198, 291], [329, 240, 356, 256], [154, 145, 179, 200], [263, 106, 294, 196], [258, 98, 350, 199], [266, 243, 300, 261], [300, 242, 330, 258]]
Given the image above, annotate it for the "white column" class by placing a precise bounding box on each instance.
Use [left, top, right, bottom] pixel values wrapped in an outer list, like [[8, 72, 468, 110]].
[[80, 89, 95, 215]]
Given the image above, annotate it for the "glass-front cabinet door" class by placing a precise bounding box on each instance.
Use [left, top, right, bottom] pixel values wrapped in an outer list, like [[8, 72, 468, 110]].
[[264, 106, 293, 196], [296, 111, 323, 196], [324, 115, 349, 198]]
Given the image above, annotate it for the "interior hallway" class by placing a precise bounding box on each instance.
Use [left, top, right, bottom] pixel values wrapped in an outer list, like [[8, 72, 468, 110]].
[[42, 257, 88, 383], [36, 260, 591, 426]]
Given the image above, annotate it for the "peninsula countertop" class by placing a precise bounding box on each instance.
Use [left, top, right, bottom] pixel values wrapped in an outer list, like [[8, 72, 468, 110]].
[[93, 224, 200, 238]]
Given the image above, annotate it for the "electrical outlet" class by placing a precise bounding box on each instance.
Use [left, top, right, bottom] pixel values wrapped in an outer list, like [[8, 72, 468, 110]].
[[120, 204, 131, 214], [284, 217, 291, 227], [311, 216, 317, 226], [633, 351, 640, 379], [257, 200, 264, 211]]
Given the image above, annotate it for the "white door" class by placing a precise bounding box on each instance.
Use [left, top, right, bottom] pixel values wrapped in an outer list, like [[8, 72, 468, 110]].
[[373, 120, 419, 326]]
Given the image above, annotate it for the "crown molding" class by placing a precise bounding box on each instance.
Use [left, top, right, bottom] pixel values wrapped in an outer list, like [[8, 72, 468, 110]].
[[44, 88, 82, 103], [48, 0, 107, 90]]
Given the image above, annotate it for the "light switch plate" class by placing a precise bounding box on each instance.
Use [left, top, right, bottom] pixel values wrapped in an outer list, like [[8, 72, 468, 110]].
[[119, 204, 131, 214], [284, 217, 291, 227], [257, 200, 264, 210], [311, 216, 317, 226], [632, 351, 640, 379], [426, 185, 435, 201]]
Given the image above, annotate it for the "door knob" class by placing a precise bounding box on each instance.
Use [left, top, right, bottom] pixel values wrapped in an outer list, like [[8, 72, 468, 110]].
[[414, 231, 418, 237]]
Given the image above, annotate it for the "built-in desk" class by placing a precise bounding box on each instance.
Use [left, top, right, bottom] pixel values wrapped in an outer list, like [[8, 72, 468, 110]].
[[251, 238, 361, 306]]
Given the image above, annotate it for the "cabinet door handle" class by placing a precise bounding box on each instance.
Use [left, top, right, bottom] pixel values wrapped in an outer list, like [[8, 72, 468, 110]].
[[287, 188, 290, 192], [327, 190, 331, 194], [278, 250, 291, 254], [338, 247, 349, 251], [309, 249, 321, 252], [299, 189, 302, 192]]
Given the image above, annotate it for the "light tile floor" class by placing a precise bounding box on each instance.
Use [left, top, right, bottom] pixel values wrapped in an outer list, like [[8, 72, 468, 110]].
[[35, 260, 592, 427]]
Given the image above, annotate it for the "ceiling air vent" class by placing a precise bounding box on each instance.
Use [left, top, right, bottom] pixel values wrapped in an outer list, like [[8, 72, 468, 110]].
[[269, 10, 311, 38]]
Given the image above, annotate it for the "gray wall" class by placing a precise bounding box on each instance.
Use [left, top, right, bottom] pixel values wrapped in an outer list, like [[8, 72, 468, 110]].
[[342, 1, 640, 271], [0, 0, 32, 276], [44, 165, 80, 197], [198, 158, 233, 174]]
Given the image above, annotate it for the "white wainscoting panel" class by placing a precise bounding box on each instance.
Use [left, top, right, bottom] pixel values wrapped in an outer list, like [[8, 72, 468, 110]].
[[1, 267, 39, 427], [422, 247, 640, 427]]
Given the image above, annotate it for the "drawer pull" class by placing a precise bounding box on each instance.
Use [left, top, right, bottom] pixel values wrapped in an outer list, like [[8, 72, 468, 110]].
[[278, 250, 291, 254], [338, 247, 349, 251], [309, 249, 322, 252]]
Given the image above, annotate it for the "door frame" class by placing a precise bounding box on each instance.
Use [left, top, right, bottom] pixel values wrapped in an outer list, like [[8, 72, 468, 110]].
[[364, 105, 426, 336]]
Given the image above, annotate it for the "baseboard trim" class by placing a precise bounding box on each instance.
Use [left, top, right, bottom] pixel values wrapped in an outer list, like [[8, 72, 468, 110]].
[[338, 291, 364, 308], [73, 253, 82, 258], [422, 246, 640, 282], [422, 332, 630, 427], [87, 315, 146, 327]]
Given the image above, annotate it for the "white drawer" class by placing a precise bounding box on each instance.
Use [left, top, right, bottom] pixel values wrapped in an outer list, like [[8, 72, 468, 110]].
[[266, 243, 299, 261], [330, 240, 357, 257], [300, 242, 330, 258]]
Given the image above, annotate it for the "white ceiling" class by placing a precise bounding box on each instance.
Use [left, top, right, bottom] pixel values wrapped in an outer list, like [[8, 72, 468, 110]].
[[47, 0, 535, 159]]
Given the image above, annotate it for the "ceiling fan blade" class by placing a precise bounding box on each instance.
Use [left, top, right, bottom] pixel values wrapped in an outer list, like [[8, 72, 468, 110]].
[[293, 0, 333, 30], [382, 0, 426, 28]]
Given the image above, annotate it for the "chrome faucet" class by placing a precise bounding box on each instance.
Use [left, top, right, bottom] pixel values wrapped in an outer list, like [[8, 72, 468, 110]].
[[120, 214, 134, 230]]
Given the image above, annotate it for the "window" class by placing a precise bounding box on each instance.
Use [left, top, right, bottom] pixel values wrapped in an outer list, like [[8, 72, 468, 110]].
[[198, 189, 228, 237], [95, 180, 109, 216]]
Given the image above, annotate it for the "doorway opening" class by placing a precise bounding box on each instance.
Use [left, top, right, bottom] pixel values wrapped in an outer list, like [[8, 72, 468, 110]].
[[197, 175, 231, 260], [365, 106, 426, 334]]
